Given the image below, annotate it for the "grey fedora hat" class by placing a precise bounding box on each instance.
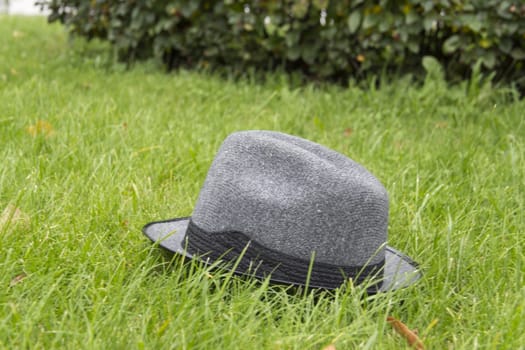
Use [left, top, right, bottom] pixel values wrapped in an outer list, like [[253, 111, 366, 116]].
[[143, 131, 420, 292]]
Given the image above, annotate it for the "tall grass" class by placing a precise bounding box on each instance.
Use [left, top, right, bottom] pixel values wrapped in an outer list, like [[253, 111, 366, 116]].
[[1, 16, 524, 349]]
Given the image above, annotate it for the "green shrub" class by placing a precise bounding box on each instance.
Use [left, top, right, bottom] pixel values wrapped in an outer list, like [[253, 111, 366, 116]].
[[39, 0, 525, 85]]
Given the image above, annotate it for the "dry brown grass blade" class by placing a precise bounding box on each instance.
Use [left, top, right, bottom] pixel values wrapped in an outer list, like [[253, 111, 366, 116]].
[[10, 273, 27, 287], [0, 204, 30, 234], [27, 120, 55, 138], [387, 316, 425, 350], [343, 127, 353, 137], [12, 30, 25, 38]]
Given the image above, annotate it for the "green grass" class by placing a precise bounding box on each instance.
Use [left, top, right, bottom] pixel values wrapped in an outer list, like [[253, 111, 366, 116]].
[[1, 16, 524, 349]]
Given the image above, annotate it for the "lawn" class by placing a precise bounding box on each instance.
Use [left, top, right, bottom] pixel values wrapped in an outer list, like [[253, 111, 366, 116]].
[[1, 16, 524, 349]]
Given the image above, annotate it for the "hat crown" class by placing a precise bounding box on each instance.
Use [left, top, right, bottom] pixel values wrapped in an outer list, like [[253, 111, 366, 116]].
[[192, 131, 388, 266]]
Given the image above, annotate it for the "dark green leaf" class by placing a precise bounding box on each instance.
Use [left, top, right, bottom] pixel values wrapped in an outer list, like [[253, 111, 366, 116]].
[[443, 35, 461, 54], [287, 46, 301, 60], [510, 48, 525, 60], [291, 0, 309, 19], [347, 11, 361, 34], [312, 0, 329, 10], [481, 51, 496, 68]]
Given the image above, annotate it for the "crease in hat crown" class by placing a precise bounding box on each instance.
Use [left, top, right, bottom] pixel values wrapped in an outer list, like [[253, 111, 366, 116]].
[[191, 130, 389, 267]]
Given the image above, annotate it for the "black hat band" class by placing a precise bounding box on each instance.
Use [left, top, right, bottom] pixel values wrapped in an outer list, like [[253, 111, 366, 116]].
[[185, 220, 385, 290]]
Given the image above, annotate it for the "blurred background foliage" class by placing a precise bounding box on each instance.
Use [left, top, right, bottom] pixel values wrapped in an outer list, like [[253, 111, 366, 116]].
[[39, 0, 525, 89]]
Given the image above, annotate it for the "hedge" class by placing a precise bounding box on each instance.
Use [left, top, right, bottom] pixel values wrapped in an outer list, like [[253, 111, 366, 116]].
[[39, 0, 525, 86]]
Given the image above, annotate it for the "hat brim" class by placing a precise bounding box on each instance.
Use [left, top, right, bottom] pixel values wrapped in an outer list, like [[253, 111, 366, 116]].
[[142, 217, 421, 292]]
